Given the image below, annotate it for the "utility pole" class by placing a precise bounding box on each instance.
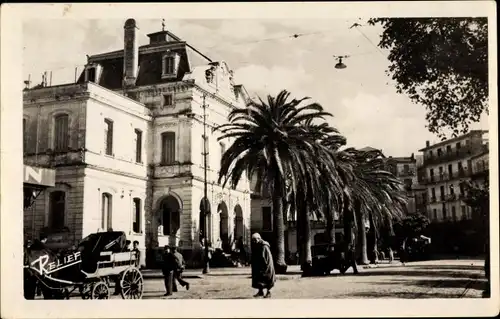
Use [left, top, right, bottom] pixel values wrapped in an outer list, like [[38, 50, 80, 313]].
[[202, 94, 210, 274]]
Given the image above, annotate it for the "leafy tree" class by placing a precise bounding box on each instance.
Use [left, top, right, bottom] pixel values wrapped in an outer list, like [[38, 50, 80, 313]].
[[368, 18, 488, 138], [216, 90, 333, 274], [394, 213, 430, 241]]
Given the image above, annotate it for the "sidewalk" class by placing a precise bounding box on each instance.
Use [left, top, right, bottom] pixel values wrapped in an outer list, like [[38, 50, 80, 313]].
[[141, 261, 406, 280]]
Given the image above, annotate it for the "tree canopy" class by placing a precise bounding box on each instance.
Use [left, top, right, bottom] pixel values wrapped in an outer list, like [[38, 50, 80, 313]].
[[368, 18, 488, 138]]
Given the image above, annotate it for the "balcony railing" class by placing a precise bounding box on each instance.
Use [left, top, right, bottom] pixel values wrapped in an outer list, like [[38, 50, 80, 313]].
[[430, 196, 437, 203], [423, 145, 478, 165], [398, 170, 415, 177], [420, 168, 472, 185], [446, 193, 457, 201]]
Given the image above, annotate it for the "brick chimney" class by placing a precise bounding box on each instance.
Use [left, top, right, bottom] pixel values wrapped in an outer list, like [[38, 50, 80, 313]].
[[425, 140, 430, 147], [123, 19, 139, 88]]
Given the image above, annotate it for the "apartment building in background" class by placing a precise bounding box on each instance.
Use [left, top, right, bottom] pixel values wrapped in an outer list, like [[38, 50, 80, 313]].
[[418, 130, 489, 222], [23, 18, 254, 268]]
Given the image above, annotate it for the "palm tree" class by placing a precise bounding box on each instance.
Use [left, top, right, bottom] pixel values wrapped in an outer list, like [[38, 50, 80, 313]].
[[216, 90, 332, 274], [339, 148, 407, 265]]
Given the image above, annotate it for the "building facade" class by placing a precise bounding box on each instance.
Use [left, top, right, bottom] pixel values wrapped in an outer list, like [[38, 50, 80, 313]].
[[418, 130, 489, 223], [385, 154, 420, 214], [23, 19, 253, 268]]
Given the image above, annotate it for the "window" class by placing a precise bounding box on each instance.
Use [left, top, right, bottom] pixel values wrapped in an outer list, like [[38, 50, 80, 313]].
[[461, 206, 467, 219], [262, 207, 272, 231], [104, 119, 113, 156], [459, 183, 465, 196], [49, 191, 66, 230], [431, 188, 436, 200], [442, 203, 447, 219], [433, 209, 437, 220], [429, 150, 433, 158], [86, 67, 96, 82], [448, 164, 453, 177], [101, 193, 113, 230], [451, 206, 457, 221], [449, 184, 455, 195], [134, 129, 142, 163], [439, 166, 443, 175], [430, 168, 434, 181], [160, 198, 180, 236], [440, 186, 445, 200], [456, 142, 461, 150], [437, 148, 442, 157], [54, 114, 69, 151], [446, 145, 452, 153], [23, 118, 27, 152], [161, 132, 176, 164], [163, 94, 173, 107], [133, 198, 141, 233], [403, 164, 410, 174], [458, 161, 463, 171]]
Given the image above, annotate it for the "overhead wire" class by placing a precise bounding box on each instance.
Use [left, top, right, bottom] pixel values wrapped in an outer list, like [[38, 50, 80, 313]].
[[24, 19, 384, 85]]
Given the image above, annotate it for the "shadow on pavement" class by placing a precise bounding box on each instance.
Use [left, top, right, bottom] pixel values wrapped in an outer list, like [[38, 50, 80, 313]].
[[405, 265, 483, 271], [356, 269, 480, 278], [338, 291, 462, 298]]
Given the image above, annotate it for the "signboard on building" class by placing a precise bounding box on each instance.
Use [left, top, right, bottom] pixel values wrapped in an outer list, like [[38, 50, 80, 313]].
[[23, 165, 56, 187]]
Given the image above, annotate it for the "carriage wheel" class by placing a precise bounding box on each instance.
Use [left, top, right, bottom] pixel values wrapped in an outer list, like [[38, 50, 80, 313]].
[[91, 281, 110, 299], [120, 268, 143, 299]]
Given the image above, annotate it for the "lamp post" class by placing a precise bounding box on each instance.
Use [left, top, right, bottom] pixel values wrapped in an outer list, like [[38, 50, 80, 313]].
[[202, 94, 210, 274]]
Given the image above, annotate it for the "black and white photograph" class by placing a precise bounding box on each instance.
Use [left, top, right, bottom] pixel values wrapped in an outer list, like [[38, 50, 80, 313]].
[[0, 2, 498, 318]]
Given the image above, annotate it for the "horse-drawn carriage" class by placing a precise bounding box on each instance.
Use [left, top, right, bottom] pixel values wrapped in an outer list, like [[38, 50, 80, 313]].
[[24, 231, 143, 300]]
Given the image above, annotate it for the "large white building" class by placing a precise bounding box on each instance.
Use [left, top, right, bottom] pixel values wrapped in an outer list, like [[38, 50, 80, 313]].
[[23, 19, 253, 268], [418, 130, 489, 222]]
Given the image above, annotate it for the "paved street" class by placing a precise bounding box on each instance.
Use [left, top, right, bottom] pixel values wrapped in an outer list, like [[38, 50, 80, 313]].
[[136, 259, 487, 299]]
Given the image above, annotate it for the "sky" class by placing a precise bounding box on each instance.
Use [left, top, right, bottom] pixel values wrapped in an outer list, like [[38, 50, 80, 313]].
[[23, 18, 489, 157]]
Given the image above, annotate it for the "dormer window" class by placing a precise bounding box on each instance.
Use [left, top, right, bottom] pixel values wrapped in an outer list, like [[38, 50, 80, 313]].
[[163, 94, 173, 107], [84, 63, 102, 83], [161, 52, 180, 79]]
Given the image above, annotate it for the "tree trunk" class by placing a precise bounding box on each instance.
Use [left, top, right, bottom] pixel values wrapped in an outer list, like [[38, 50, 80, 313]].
[[300, 210, 313, 275], [342, 201, 353, 245], [356, 212, 369, 265], [326, 208, 336, 245], [369, 213, 378, 264], [272, 182, 287, 274]]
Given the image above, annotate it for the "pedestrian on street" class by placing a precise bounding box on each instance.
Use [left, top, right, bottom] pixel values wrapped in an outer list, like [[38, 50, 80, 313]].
[[132, 240, 140, 268], [250, 233, 276, 298], [170, 246, 190, 292], [388, 247, 394, 263], [162, 245, 175, 296]]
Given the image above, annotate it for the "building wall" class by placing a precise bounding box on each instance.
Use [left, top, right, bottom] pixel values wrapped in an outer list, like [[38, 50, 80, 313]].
[[420, 131, 488, 222], [23, 166, 85, 243]]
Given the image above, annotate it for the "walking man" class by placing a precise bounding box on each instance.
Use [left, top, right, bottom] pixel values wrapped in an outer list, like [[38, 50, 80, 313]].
[[250, 233, 276, 298], [171, 246, 190, 292], [162, 245, 175, 296]]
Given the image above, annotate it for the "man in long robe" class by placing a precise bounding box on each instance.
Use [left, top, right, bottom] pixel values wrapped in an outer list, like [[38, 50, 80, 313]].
[[251, 233, 276, 298]]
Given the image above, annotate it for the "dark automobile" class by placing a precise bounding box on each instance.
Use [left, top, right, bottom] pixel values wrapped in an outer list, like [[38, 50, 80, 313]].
[[311, 243, 355, 276]]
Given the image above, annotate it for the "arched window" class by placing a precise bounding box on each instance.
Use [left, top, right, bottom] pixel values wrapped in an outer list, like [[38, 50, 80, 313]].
[[133, 197, 141, 233], [54, 114, 69, 151], [102, 193, 113, 230], [161, 132, 176, 164], [49, 191, 66, 230], [158, 195, 180, 236]]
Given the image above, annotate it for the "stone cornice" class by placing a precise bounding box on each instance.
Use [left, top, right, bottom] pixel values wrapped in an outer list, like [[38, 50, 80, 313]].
[[191, 83, 239, 110], [85, 164, 148, 182]]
